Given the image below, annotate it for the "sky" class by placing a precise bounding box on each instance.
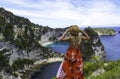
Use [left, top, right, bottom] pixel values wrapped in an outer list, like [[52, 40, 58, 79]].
[[0, 0, 120, 28]]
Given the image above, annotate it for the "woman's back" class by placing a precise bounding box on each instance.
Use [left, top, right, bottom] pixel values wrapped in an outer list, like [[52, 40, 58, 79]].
[[69, 35, 81, 49]]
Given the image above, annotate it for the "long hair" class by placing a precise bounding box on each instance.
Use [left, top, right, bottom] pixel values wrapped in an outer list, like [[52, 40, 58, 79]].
[[69, 25, 81, 48]]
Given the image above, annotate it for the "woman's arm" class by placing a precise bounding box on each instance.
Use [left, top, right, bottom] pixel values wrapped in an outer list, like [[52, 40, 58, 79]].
[[80, 30, 90, 40], [59, 29, 70, 41]]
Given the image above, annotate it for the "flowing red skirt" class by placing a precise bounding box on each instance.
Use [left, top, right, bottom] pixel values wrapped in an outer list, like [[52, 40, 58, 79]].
[[56, 47, 84, 79]]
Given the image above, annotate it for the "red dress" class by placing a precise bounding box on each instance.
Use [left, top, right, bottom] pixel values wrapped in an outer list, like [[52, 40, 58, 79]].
[[56, 46, 84, 79]]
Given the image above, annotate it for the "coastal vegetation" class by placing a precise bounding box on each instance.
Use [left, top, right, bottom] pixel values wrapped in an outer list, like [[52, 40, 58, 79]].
[[84, 60, 120, 79]]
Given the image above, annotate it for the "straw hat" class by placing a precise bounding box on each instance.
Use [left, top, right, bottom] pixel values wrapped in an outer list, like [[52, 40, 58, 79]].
[[69, 25, 80, 36]]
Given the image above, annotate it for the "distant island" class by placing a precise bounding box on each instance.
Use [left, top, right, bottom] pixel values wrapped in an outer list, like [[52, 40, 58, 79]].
[[92, 28, 116, 36]]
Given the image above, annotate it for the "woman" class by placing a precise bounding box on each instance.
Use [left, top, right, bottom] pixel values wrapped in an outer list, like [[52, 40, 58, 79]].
[[56, 25, 90, 79]]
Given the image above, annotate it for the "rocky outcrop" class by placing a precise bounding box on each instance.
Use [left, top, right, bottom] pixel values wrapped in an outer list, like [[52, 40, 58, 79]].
[[33, 26, 65, 44], [91, 67, 105, 76], [0, 40, 63, 78], [80, 27, 106, 61]]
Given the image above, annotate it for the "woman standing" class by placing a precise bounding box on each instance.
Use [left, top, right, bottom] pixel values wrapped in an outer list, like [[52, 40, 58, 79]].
[[56, 25, 90, 79]]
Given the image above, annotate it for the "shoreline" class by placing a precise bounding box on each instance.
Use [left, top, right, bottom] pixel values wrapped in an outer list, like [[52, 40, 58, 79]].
[[39, 41, 54, 47], [30, 57, 63, 79], [34, 57, 63, 65], [97, 32, 116, 36]]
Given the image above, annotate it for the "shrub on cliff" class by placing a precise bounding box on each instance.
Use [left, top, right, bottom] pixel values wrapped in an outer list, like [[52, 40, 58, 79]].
[[84, 60, 120, 79], [0, 52, 10, 72], [11, 59, 34, 71], [2, 23, 14, 41]]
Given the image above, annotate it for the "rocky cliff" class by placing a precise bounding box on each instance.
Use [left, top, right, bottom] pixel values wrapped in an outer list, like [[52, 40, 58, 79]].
[[0, 7, 106, 79], [80, 27, 106, 61], [0, 7, 63, 79]]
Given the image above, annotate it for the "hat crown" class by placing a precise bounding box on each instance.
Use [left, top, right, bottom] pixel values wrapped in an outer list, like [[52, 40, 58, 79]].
[[70, 25, 80, 36]]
